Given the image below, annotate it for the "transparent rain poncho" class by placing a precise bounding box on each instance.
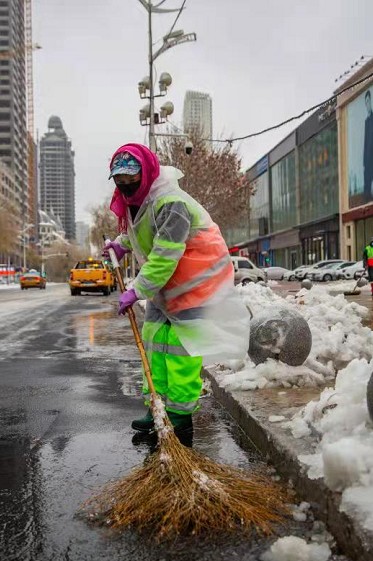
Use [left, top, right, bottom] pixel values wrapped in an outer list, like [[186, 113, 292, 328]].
[[119, 166, 251, 364]]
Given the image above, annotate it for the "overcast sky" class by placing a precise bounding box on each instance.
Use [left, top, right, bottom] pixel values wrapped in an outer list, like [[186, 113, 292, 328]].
[[33, 0, 373, 225]]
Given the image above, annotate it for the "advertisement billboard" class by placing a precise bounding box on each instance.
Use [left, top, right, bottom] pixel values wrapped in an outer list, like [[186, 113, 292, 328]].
[[348, 84, 373, 208]]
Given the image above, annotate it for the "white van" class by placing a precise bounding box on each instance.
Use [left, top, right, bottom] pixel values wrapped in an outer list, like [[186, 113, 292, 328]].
[[231, 256, 266, 285]]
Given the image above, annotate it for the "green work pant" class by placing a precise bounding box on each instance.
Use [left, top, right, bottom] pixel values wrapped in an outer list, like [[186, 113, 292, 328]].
[[142, 321, 203, 415]]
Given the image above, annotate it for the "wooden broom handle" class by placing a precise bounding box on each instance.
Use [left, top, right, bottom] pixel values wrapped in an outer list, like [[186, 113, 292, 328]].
[[103, 236, 157, 396]]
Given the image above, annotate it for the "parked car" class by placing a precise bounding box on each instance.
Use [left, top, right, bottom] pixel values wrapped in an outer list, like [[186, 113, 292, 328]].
[[294, 260, 344, 281], [231, 257, 266, 285], [336, 261, 367, 280], [20, 269, 46, 290], [310, 261, 356, 282], [283, 269, 297, 281], [263, 266, 291, 280], [290, 265, 308, 281]]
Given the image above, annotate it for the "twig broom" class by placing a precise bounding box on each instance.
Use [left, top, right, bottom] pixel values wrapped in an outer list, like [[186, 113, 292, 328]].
[[83, 239, 291, 541]]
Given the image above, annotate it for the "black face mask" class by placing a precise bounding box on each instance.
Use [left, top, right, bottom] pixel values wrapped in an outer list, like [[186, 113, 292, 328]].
[[116, 180, 141, 198]]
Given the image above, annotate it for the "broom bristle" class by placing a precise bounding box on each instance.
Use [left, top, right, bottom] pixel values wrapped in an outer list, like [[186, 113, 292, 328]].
[[83, 427, 291, 541]]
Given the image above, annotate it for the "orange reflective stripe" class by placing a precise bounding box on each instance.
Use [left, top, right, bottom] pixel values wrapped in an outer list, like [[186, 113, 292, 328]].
[[162, 223, 233, 314], [165, 225, 228, 291], [166, 262, 233, 313]]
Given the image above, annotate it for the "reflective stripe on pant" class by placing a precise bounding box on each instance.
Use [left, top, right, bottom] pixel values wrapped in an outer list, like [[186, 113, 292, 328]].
[[142, 320, 203, 415]]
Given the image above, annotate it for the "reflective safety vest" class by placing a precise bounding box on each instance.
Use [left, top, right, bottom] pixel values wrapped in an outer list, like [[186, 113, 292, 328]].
[[116, 166, 251, 363], [163, 224, 233, 314], [365, 244, 373, 267]]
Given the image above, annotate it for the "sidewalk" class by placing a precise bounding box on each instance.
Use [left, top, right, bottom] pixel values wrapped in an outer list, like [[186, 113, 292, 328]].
[[273, 280, 373, 328], [205, 283, 373, 561]]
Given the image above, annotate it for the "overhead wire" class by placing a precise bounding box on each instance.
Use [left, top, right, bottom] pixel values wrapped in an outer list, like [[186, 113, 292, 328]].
[[203, 69, 373, 145]]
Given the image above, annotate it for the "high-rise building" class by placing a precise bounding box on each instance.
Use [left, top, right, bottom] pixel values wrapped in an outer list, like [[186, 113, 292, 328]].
[[183, 90, 213, 141], [0, 0, 28, 224], [39, 116, 76, 241]]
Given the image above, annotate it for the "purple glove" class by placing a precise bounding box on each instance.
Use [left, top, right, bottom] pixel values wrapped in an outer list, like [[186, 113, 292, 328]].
[[102, 241, 129, 262], [118, 288, 139, 315]]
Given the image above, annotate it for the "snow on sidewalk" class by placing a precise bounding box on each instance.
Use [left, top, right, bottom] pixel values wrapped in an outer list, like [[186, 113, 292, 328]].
[[218, 281, 373, 540], [287, 358, 373, 533], [219, 282, 373, 391]]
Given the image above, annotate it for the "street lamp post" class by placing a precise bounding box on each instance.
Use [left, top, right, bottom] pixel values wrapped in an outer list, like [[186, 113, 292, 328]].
[[19, 223, 34, 271], [148, 4, 156, 151], [137, 0, 196, 151]]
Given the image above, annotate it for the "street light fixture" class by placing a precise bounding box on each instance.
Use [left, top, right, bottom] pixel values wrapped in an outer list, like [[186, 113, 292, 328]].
[[158, 72, 172, 94], [138, 76, 150, 98], [160, 101, 174, 120], [137, 0, 196, 151], [153, 31, 197, 61]]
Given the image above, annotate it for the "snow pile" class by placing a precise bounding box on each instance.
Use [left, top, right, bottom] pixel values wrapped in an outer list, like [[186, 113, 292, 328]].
[[0, 283, 19, 290], [289, 358, 373, 531], [290, 285, 372, 373], [261, 536, 331, 561], [219, 283, 373, 390]]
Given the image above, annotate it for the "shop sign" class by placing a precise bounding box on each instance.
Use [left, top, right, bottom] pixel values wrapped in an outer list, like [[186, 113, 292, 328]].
[[347, 82, 373, 208]]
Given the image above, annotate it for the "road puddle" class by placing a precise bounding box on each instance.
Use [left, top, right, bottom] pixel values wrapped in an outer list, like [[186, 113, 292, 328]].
[[0, 437, 42, 559], [68, 309, 139, 360]]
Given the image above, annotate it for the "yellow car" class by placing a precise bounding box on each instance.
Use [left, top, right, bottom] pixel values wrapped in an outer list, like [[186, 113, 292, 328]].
[[69, 258, 114, 296], [20, 270, 47, 290]]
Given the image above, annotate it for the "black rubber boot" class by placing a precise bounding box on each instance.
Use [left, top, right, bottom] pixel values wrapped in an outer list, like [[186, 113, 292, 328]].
[[131, 409, 154, 432], [167, 411, 193, 431]]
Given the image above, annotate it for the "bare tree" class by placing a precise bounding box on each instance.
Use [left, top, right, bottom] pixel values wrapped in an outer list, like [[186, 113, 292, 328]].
[[89, 199, 118, 251], [157, 128, 251, 233], [0, 199, 18, 255], [44, 241, 86, 282]]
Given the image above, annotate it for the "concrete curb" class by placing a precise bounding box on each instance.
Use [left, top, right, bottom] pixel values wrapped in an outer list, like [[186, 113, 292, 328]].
[[204, 367, 373, 561]]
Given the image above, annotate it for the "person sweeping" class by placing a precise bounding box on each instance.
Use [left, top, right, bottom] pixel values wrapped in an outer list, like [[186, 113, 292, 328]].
[[103, 142, 251, 437], [85, 143, 288, 541]]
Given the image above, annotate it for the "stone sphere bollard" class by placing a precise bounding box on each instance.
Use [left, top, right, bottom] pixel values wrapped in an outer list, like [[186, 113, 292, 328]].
[[301, 279, 313, 290], [367, 372, 373, 422], [248, 306, 312, 366]]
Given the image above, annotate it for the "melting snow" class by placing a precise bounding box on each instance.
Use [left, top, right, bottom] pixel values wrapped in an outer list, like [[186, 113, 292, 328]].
[[289, 358, 373, 531], [261, 535, 331, 561]]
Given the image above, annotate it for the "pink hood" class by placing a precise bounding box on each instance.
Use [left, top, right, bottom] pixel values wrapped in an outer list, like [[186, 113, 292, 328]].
[[109, 143, 160, 232]]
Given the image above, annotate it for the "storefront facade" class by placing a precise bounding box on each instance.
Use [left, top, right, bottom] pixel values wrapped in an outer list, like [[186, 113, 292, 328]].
[[337, 59, 373, 260], [297, 109, 340, 264], [229, 101, 339, 268]]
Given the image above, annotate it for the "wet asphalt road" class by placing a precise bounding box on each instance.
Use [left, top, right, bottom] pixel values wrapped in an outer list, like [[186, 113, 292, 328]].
[[0, 285, 349, 561]]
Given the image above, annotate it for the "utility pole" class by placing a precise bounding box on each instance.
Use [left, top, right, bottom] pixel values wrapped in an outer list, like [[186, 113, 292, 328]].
[[138, 0, 196, 152], [148, 2, 156, 151]]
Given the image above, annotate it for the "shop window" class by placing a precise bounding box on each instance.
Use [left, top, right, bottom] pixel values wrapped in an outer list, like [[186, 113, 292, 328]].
[[271, 152, 296, 232], [249, 172, 270, 239], [355, 217, 373, 256], [299, 123, 338, 224]]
